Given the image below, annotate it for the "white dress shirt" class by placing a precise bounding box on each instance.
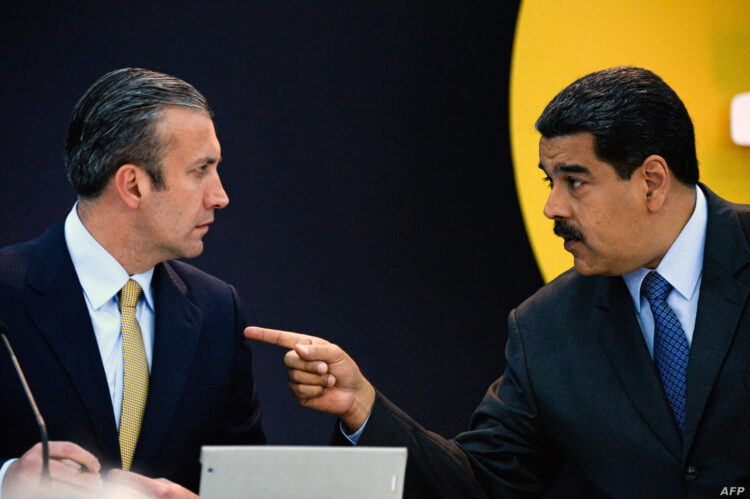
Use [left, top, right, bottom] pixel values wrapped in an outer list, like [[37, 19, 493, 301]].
[[622, 186, 707, 356], [63, 203, 156, 425], [0, 205, 156, 494]]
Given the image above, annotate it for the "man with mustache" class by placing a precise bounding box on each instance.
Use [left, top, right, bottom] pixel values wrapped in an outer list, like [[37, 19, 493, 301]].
[[248, 67, 750, 497], [0, 68, 265, 498]]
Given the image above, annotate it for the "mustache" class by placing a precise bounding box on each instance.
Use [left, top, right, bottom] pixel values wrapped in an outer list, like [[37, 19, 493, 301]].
[[553, 220, 584, 241]]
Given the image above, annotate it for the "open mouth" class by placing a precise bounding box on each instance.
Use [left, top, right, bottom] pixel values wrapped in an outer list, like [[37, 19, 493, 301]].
[[563, 238, 581, 251]]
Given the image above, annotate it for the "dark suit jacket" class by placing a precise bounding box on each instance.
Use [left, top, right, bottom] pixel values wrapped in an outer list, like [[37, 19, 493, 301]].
[[343, 186, 750, 498], [0, 220, 265, 492]]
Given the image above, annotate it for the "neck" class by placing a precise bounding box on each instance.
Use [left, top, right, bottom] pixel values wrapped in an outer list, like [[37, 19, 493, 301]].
[[77, 198, 156, 275], [642, 183, 697, 269]]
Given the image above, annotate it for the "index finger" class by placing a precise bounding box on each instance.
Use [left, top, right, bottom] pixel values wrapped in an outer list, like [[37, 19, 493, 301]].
[[244, 326, 323, 349]]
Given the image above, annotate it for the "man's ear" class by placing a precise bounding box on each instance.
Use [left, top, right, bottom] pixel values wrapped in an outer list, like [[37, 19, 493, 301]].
[[640, 154, 670, 212], [113, 164, 146, 210]]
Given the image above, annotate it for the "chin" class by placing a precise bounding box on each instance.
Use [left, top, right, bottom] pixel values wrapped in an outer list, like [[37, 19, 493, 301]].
[[572, 259, 601, 276], [177, 242, 205, 260]]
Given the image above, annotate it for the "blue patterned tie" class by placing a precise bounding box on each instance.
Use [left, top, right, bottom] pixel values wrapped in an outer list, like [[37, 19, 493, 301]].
[[641, 271, 689, 434]]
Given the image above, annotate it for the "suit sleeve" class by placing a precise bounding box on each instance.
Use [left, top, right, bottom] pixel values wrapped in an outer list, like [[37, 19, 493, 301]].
[[216, 284, 266, 445], [346, 308, 562, 498]]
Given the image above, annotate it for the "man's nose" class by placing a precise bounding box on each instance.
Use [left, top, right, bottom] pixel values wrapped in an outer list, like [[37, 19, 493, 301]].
[[206, 173, 229, 210], [543, 186, 570, 220]]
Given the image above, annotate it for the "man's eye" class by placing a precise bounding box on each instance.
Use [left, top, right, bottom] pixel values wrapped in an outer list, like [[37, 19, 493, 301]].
[[568, 178, 583, 189], [543, 176, 553, 188], [195, 166, 206, 174]]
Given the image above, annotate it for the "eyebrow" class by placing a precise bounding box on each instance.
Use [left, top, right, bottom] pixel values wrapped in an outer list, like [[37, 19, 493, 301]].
[[193, 155, 222, 167], [538, 163, 591, 175]]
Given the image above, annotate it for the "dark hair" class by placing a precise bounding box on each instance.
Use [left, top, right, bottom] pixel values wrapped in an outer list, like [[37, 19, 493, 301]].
[[65, 68, 213, 198], [535, 66, 698, 185]]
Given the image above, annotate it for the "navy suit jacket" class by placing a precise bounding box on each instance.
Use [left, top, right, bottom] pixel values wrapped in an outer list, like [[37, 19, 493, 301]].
[[0, 220, 265, 492], [344, 186, 750, 498]]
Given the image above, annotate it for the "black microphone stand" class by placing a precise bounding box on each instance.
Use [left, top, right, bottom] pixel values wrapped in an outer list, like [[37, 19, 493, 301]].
[[0, 321, 50, 482]]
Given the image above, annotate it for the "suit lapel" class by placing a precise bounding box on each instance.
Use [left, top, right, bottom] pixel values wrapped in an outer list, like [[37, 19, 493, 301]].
[[133, 261, 202, 467], [596, 277, 682, 460], [25, 221, 120, 463], [682, 186, 750, 459]]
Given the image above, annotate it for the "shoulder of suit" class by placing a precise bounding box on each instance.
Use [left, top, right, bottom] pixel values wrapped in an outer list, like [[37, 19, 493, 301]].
[[726, 200, 750, 244], [704, 182, 750, 213], [702, 184, 750, 242], [0, 239, 38, 259], [0, 238, 39, 284], [514, 268, 609, 319], [0, 237, 47, 312]]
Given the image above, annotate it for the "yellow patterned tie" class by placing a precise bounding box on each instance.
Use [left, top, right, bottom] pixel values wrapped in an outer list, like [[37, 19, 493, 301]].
[[118, 279, 149, 470]]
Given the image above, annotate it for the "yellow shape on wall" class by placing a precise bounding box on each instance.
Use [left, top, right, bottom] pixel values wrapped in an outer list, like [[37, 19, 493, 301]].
[[510, 0, 750, 282]]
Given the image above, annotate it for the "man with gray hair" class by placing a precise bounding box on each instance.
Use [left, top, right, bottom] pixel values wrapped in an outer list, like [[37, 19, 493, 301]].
[[0, 68, 265, 497]]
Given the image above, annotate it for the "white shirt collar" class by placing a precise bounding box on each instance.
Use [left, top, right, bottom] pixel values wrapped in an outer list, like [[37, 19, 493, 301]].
[[63, 203, 154, 311], [622, 186, 707, 311]]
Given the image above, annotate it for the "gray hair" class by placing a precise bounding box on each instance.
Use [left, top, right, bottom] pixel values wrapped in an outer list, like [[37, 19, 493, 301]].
[[65, 68, 213, 198]]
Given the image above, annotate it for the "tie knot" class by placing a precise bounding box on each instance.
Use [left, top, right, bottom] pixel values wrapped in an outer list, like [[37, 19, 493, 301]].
[[641, 271, 672, 303], [119, 279, 142, 309]]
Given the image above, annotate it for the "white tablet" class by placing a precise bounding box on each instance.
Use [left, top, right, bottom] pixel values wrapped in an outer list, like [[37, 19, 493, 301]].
[[199, 445, 407, 498]]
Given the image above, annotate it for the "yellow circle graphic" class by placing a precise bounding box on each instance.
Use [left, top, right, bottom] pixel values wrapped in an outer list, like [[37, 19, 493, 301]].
[[510, 0, 750, 282]]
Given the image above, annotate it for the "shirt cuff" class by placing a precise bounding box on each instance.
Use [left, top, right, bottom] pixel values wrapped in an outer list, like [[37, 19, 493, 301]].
[[0, 459, 18, 499], [339, 412, 372, 445]]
